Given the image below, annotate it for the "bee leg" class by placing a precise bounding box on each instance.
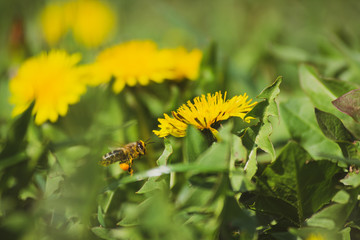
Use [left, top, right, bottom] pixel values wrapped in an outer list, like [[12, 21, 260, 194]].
[[128, 166, 133, 176]]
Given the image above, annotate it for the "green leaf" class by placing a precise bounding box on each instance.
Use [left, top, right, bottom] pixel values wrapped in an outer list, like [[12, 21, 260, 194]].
[[244, 147, 257, 180], [97, 205, 106, 227], [0, 152, 27, 171], [0, 102, 33, 159], [280, 98, 343, 160], [183, 125, 208, 163], [156, 138, 173, 166], [332, 89, 360, 122], [340, 173, 360, 188], [332, 190, 350, 204], [315, 108, 355, 142], [299, 64, 359, 136], [229, 135, 255, 192], [315, 108, 357, 158], [299, 65, 357, 111], [91, 227, 113, 240], [219, 197, 257, 240], [305, 188, 359, 231], [136, 175, 168, 194], [291, 227, 342, 240], [44, 174, 63, 198], [243, 76, 282, 161], [256, 141, 342, 224]]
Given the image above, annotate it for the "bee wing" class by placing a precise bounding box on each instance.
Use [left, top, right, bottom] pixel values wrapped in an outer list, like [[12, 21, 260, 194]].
[[108, 146, 122, 151]]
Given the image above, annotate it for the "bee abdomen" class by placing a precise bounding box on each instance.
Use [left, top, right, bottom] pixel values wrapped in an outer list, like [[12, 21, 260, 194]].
[[100, 149, 126, 166]]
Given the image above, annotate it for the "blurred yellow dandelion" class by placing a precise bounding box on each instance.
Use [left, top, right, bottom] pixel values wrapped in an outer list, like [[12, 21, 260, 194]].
[[70, 0, 116, 48], [40, 2, 69, 46], [9, 50, 87, 125], [305, 234, 324, 240], [86, 40, 203, 93], [88, 40, 175, 93], [164, 47, 203, 80], [153, 91, 257, 138], [39, 0, 116, 48]]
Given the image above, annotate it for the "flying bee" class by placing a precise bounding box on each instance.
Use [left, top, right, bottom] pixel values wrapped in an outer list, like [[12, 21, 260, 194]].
[[99, 140, 147, 175]]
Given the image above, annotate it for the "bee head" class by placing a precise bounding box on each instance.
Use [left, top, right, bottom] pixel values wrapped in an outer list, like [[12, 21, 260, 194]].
[[136, 140, 146, 155]]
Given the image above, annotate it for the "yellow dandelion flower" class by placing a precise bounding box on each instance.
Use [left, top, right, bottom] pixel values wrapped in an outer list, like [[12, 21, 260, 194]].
[[305, 233, 324, 240], [40, 2, 69, 46], [39, 0, 116, 48], [164, 47, 203, 80], [70, 0, 116, 48], [153, 91, 257, 138], [9, 50, 86, 125], [89, 40, 175, 93]]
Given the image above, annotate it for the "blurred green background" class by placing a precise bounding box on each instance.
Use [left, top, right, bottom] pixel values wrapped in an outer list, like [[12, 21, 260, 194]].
[[0, 0, 360, 240]]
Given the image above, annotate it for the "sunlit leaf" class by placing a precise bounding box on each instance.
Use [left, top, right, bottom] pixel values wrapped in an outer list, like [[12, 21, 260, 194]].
[[340, 173, 360, 188], [183, 125, 208, 163], [299, 64, 360, 137], [280, 98, 343, 159], [157, 138, 173, 166], [243, 76, 282, 161]]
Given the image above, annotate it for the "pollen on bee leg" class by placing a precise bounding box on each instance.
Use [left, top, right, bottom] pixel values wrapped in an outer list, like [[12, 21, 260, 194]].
[[119, 163, 130, 171]]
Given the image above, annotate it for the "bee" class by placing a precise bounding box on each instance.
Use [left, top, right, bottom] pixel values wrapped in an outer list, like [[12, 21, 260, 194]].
[[99, 140, 147, 175]]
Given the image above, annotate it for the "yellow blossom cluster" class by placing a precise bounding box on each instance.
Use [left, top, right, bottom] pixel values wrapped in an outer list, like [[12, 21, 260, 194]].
[[40, 0, 116, 48], [84, 40, 203, 93], [9, 40, 203, 125], [153, 91, 257, 138]]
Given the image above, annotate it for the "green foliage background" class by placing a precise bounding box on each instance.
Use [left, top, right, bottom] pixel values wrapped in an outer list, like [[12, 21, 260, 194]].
[[0, 0, 360, 240]]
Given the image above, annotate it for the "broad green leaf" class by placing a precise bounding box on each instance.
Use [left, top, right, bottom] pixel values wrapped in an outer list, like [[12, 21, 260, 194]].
[[332, 89, 360, 122], [195, 121, 232, 169], [243, 77, 282, 161], [332, 190, 350, 204], [219, 197, 257, 240], [299, 65, 357, 113], [183, 125, 208, 163], [305, 188, 359, 231], [157, 138, 173, 166], [256, 142, 341, 224], [340, 173, 360, 188], [291, 227, 342, 240], [299, 64, 359, 136], [195, 141, 229, 169], [280, 98, 343, 160], [315, 108, 355, 142], [315, 108, 357, 158], [136, 175, 168, 194]]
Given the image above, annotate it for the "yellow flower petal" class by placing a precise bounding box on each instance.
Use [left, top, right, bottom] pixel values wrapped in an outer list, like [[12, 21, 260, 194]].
[[85, 40, 203, 93], [70, 0, 116, 48], [9, 50, 86, 125], [153, 91, 257, 138], [39, 0, 116, 48]]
